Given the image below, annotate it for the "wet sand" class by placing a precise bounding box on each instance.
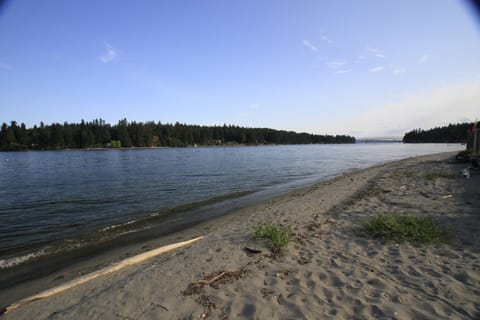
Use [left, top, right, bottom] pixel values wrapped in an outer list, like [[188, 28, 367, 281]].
[[2, 152, 479, 319]]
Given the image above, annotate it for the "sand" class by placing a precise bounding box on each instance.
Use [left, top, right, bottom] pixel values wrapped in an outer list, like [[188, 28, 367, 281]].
[[2, 152, 479, 319]]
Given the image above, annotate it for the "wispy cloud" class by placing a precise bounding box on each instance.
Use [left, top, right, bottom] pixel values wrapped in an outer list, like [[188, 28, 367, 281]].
[[366, 46, 383, 54], [248, 103, 259, 110], [326, 60, 353, 74], [418, 54, 429, 64], [320, 33, 332, 43], [100, 43, 119, 63], [363, 46, 387, 60], [369, 66, 384, 73], [359, 46, 406, 76], [0, 62, 13, 70], [326, 60, 347, 69], [335, 69, 352, 74], [302, 40, 318, 52], [392, 67, 406, 75]]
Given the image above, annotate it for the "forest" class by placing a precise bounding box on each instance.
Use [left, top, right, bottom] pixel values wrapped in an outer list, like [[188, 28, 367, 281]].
[[0, 119, 356, 151], [402, 122, 473, 143]]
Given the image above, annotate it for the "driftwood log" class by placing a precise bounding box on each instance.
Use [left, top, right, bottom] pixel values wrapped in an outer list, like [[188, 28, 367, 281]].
[[4, 236, 204, 315]]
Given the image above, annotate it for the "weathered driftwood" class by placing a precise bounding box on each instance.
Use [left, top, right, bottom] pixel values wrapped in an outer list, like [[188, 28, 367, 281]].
[[4, 236, 204, 315]]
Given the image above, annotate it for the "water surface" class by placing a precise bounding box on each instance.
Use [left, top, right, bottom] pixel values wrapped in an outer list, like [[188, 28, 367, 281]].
[[0, 143, 463, 268]]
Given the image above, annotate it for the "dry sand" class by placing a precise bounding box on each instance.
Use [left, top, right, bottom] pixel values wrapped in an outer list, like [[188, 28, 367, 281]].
[[2, 152, 479, 319]]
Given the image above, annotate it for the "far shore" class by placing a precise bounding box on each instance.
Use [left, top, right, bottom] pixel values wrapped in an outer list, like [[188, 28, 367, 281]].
[[1, 141, 360, 152], [2, 151, 479, 319]]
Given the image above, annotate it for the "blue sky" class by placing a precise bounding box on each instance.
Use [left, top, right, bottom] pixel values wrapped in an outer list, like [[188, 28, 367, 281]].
[[0, 0, 479, 137]]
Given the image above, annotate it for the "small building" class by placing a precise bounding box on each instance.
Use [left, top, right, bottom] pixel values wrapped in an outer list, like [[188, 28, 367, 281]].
[[466, 121, 479, 155]]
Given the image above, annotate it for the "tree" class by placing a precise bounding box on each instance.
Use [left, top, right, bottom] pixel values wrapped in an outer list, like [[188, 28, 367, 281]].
[[116, 120, 132, 147], [51, 124, 65, 148], [0, 123, 15, 147], [38, 122, 51, 148]]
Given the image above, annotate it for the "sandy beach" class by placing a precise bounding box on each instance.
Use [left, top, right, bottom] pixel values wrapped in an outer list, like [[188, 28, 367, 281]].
[[2, 152, 479, 319]]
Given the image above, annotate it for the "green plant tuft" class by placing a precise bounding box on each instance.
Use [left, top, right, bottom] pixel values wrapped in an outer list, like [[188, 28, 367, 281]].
[[424, 170, 455, 180], [369, 185, 391, 195], [361, 214, 448, 244], [253, 221, 292, 252], [404, 170, 417, 177]]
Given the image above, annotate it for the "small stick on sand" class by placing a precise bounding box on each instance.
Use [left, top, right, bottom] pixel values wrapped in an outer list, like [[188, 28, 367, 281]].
[[197, 271, 227, 285], [4, 236, 204, 315]]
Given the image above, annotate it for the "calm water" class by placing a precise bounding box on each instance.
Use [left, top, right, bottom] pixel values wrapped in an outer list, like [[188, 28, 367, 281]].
[[0, 143, 462, 268]]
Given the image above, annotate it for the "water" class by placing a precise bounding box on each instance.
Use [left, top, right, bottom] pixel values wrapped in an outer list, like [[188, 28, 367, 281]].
[[0, 143, 462, 268]]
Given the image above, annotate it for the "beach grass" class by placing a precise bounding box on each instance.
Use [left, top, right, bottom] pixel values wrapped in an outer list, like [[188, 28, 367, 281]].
[[404, 169, 417, 177], [253, 221, 292, 252], [424, 170, 455, 180], [361, 214, 448, 244], [369, 185, 391, 195]]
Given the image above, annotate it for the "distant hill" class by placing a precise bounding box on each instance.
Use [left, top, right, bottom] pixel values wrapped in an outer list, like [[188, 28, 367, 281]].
[[0, 119, 356, 151], [402, 123, 472, 143]]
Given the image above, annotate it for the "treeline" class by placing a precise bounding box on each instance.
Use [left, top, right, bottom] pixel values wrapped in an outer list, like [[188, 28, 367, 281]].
[[402, 122, 472, 143], [0, 119, 355, 151]]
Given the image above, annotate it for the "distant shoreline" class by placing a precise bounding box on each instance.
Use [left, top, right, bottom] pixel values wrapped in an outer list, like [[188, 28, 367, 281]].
[[2, 141, 470, 153], [5, 140, 469, 153], [0, 142, 359, 152], [0, 120, 355, 151]]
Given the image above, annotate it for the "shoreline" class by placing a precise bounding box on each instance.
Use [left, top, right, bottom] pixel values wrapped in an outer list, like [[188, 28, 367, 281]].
[[0, 143, 464, 269], [0, 152, 457, 303], [2, 151, 479, 319], [0, 141, 358, 153], [0, 149, 433, 282], [0, 141, 462, 153]]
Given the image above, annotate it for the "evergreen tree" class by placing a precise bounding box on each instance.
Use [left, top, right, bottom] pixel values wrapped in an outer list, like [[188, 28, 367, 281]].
[[117, 119, 132, 147], [51, 124, 65, 148], [0, 123, 16, 147]]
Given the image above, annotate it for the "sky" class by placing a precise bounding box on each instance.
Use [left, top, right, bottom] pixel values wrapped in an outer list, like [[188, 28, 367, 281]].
[[0, 0, 479, 138]]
